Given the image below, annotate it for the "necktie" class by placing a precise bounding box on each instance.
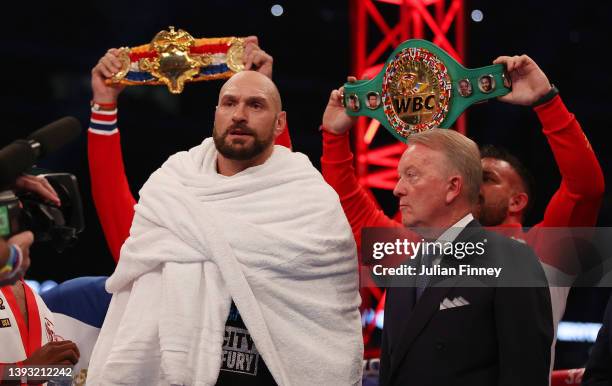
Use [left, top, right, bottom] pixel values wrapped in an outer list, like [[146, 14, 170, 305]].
[[415, 250, 433, 301]]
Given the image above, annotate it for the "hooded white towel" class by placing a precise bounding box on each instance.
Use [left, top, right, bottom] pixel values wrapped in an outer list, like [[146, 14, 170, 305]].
[[87, 139, 363, 386]]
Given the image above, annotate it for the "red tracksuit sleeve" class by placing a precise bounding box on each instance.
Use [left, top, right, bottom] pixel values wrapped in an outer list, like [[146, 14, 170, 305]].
[[321, 130, 401, 248], [534, 95, 605, 227], [88, 126, 136, 263]]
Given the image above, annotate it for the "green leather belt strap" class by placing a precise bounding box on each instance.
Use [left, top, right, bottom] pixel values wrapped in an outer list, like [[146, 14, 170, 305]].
[[343, 39, 511, 142]]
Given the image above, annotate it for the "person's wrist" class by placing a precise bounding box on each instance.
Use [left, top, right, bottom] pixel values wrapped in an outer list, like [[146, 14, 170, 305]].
[[320, 125, 348, 136], [91, 97, 117, 110], [0, 245, 21, 275], [531, 84, 559, 107]]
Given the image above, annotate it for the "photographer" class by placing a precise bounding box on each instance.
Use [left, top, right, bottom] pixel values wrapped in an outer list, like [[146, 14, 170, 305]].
[[1, 175, 79, 384], [1, 175, 59, 287]]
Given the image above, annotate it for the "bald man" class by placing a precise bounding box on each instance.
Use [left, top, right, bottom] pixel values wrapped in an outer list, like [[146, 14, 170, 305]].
[[87, 38, 292, 262], [87, 70, 363, 385], [212, 71, 285, 176]]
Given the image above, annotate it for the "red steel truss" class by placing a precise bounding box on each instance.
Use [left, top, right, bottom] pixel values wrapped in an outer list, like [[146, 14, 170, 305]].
[[350, 0, 466, 189], [349, 0, 466, 357]]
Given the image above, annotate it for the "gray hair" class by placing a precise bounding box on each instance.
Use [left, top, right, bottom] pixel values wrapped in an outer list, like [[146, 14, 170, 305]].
[[407, 128, 482, 203]]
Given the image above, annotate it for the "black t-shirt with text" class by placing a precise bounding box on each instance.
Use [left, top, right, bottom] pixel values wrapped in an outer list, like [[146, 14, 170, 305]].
[[215, 301, 276, 386]]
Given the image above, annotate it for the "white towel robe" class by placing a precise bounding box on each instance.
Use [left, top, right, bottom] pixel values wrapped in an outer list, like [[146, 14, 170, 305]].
[[87, 140, 363, 386]]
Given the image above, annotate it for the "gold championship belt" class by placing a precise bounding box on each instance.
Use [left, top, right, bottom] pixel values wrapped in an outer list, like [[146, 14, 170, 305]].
[[106, 26, 245, 94]]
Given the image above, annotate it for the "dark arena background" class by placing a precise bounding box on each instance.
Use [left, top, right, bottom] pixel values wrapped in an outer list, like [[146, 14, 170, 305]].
[[2, 0, 611, 383]]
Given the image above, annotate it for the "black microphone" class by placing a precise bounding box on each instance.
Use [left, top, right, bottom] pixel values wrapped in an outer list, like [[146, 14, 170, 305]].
[[0, 117, 82, 189], [0, 141, 37, 189], [27, 116, 82, 159]]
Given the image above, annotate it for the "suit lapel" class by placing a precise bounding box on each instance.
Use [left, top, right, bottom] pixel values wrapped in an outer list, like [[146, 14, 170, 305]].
[[388, 277, 459, 381], [387, 220, 484, 382]]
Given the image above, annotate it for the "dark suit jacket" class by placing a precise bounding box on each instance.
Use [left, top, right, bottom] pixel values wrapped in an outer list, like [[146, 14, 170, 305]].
[[582, 295, 612, 386], [379, 220, 554, 386]]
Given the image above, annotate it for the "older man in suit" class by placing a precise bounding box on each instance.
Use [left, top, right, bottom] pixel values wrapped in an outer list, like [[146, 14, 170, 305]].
[[378, 128, 553, 386]]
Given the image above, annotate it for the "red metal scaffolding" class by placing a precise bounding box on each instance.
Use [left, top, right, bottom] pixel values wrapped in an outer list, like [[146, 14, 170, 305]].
[[349, 0, 466, 357]]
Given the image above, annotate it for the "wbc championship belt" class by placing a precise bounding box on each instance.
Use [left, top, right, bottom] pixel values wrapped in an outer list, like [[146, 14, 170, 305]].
[[106, 26, 245, 94], [343, 39, 511, 142]]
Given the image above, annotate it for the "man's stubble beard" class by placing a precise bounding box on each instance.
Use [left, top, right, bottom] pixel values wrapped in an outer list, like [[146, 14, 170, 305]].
[[478, 198, 508, 226], [213, 122, 275, 161]]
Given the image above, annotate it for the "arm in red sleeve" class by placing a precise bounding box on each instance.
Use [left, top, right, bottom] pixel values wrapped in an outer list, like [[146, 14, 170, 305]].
[[321, 130, 401, 248], [534, 95, 605, 227], [88, 111, 136, 263]]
